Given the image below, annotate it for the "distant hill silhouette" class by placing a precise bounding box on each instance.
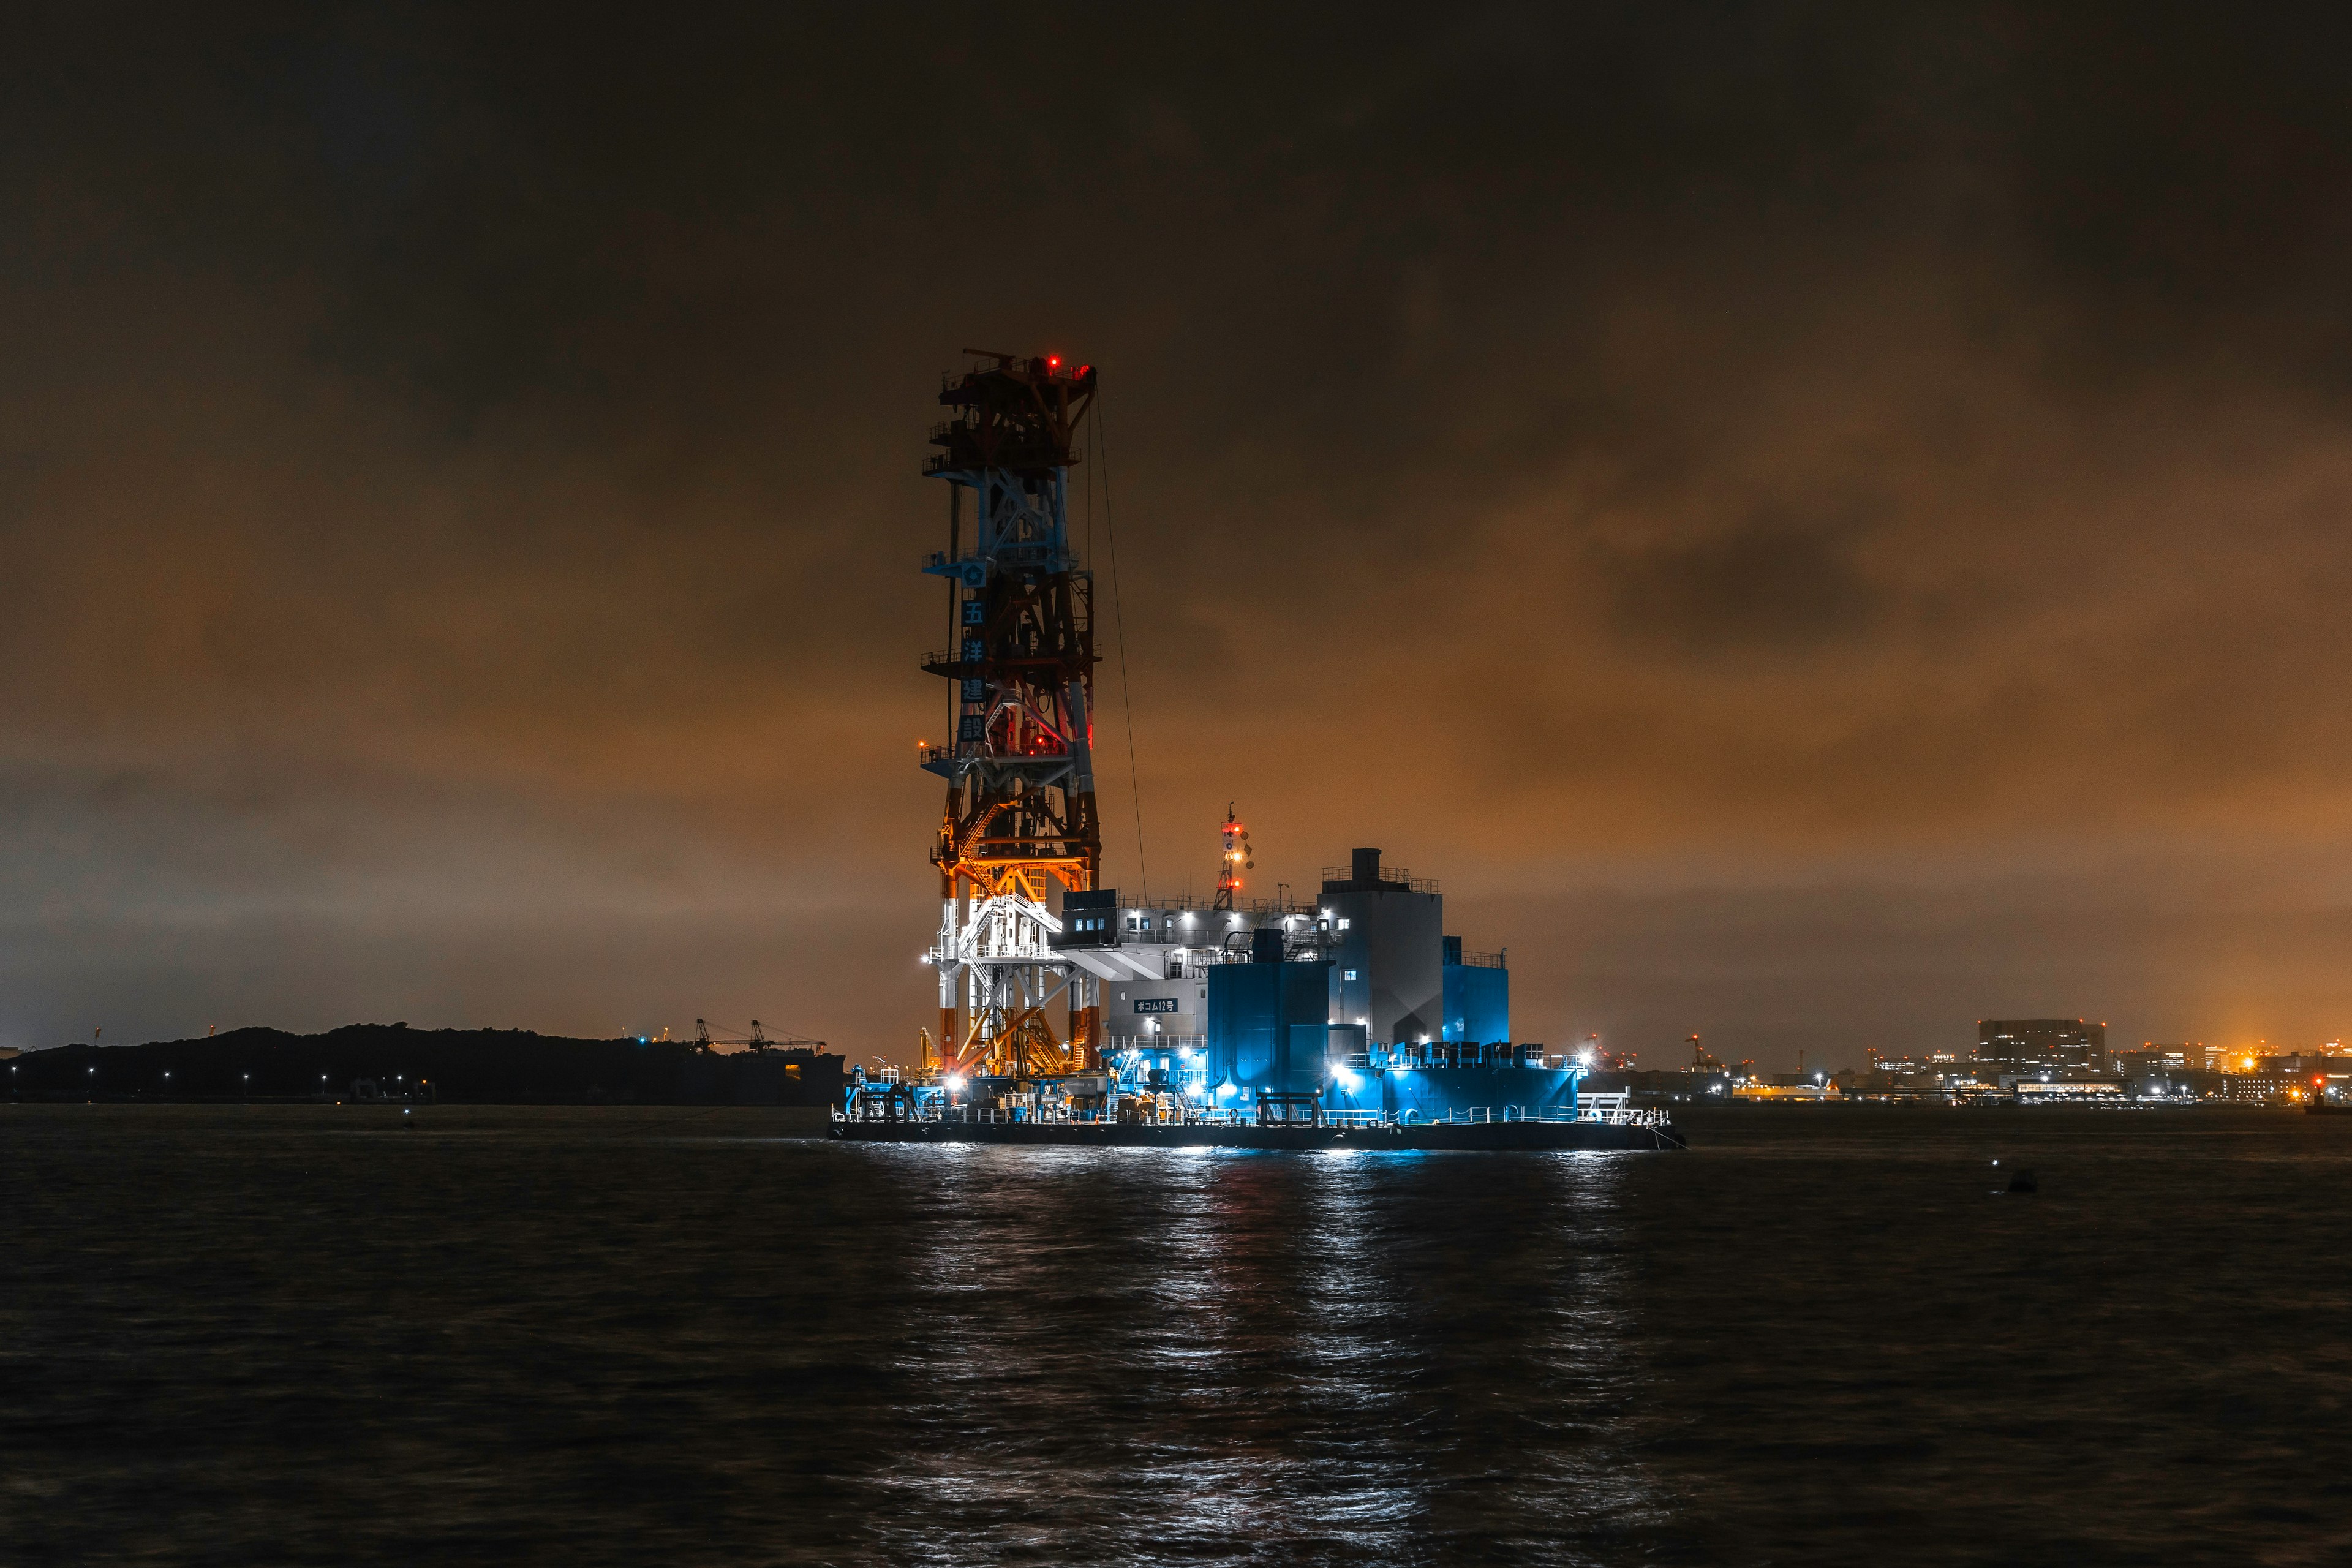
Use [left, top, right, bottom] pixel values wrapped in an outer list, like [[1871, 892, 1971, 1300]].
[[4, 1023, 844, 1106]]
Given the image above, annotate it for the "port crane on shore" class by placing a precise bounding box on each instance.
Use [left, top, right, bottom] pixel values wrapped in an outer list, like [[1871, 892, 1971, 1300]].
[[690, 1019, 826, 1055]]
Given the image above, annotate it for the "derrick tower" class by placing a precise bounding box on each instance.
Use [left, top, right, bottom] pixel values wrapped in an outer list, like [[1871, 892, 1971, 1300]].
[[919, 350, 1102, 1078]]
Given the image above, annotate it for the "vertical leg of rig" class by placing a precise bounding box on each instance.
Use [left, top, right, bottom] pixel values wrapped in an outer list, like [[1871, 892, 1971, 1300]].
[[931, 883, 954, 1072], [1071, 974, 1099, 1073]]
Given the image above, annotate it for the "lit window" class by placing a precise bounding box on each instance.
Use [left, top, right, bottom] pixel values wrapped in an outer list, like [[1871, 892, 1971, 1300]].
[[1337, 918, 1351, 930], [1343, 970, 1358, 981]]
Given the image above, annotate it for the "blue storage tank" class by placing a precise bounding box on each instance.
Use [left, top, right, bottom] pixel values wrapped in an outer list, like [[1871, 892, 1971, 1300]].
[[1206, 960, 1329, 1098]]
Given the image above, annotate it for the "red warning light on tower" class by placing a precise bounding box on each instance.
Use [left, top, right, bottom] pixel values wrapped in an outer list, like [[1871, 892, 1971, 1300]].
[[1215, 804, 1252, 910]]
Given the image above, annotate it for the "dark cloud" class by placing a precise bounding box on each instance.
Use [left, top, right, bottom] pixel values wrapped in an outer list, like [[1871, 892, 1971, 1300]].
[[1592, 513, 1883, 656]]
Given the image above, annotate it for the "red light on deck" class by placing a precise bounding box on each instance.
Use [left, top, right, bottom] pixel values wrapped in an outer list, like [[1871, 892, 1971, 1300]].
[[1047, 355, 1061, 369]]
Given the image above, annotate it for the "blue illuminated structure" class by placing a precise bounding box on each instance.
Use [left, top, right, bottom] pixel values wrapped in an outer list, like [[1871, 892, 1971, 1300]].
[[1191, 847, 1567, 1123], [1204, 958, 1329, 1098], [1441, 935, 1509, 1043], [1322, 1059, 1580, 1123]]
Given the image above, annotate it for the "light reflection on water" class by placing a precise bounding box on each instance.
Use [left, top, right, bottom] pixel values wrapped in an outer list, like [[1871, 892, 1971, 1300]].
[[865, 1146, 1656, 1564], [7, 1107, 2348, 1566]]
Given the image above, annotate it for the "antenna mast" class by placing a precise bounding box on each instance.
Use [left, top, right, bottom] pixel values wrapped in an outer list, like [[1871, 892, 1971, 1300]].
[[1215, 804, 1251, 910]]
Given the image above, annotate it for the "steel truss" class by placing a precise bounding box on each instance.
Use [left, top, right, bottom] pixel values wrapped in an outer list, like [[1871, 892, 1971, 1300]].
[[917, 351, 1102, 1079]]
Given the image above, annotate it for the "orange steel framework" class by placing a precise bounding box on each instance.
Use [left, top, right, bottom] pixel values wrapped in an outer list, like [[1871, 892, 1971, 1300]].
[[918, 351, 1102, 1079]]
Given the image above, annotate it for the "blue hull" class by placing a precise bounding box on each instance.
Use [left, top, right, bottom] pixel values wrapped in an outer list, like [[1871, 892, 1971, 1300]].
[[834, 1119, 1684, 1151]]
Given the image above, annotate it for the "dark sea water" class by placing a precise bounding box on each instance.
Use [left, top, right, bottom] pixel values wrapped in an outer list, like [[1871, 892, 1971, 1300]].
[[3, 1104, 2346, 1566]]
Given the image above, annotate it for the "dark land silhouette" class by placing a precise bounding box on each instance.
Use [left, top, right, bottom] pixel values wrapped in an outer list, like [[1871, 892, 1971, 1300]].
[[4, 1024, 845, 1106]]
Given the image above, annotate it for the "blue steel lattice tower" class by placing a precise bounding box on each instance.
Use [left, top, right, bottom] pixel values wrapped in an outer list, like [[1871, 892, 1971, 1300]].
[[919, 351, 1102, 1079]]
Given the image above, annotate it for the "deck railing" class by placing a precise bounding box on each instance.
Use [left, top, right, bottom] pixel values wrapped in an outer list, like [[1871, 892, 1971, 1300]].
[[1420, 1100, 1664, 1128], [1318, 866, 1440, 894]]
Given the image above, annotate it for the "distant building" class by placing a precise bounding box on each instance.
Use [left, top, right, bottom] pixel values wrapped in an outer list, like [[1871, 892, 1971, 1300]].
[[1867, 1049, 1958, 1076], [1977, 1018, 2107, 1071], [2253, 1052, 2352, 1076], [1733, 1080, 1841, 1101], [2226, 1072, 2297, 1103], [2117, 1041, 2217, 1073], [2011, 1079, 2124, 1102], [2139, 1067, 2225, 1101]]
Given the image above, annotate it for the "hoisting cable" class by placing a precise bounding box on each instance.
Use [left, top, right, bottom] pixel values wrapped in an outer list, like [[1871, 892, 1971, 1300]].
[[1095, 386, 1150, 898]]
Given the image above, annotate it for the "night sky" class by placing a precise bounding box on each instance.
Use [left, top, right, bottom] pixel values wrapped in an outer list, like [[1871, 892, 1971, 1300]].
[[12, 6, 2352, 1068]]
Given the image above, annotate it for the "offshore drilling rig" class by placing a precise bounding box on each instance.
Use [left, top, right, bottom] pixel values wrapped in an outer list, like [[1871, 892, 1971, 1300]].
[[855, 350, 1684, 1148], [918, 351, 1103, 1079]]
